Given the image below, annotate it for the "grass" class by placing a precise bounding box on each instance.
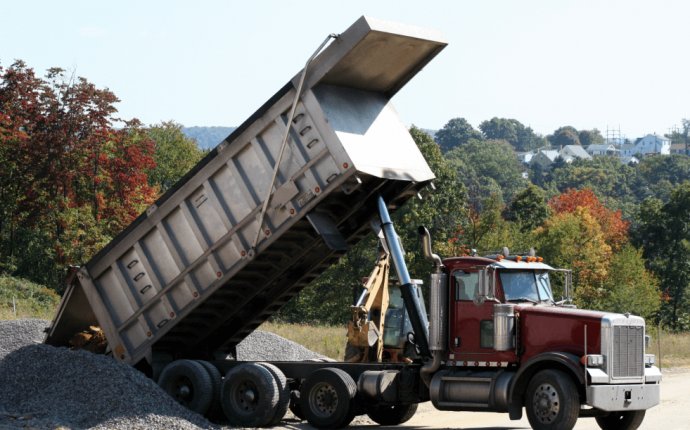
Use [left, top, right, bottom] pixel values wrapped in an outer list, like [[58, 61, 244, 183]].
[[260, 321, 347, 361], [261, 321, 690, 368], [0, 275, 60, 320], [648, 330, 690, 369], [0, 279, 687, 369]]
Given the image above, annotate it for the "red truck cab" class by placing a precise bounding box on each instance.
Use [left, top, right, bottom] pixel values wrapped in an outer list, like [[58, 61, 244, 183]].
[[427, 252, 661, 430]]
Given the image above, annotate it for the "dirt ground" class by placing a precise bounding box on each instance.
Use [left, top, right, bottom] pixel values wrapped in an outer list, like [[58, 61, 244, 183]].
[[311, 367, 686, 430]]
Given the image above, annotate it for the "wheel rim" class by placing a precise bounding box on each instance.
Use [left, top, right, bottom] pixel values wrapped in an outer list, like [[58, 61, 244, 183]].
[[309, 382, 339, 418], [233, 380, 259, 413], [173, 376, 193, 404], [532, 382, 560, 424]]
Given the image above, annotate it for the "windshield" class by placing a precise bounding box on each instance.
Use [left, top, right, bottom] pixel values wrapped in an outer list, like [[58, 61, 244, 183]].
[[500, 270, 554, 303]]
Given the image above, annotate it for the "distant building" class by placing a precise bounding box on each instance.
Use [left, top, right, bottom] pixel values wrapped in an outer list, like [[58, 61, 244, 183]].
[[530, 149, 560, 169], [670, 143, 690, 156], [517, 151, 535, 164], [625, 134, 671, 157], [560, 145, 592, 163], [620, 155, 640, 165], [586, 144, 618, 157]]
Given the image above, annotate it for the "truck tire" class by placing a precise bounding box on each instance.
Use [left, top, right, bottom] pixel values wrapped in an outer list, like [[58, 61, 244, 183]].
[[257, 362, 290, 425], [195, 360, 223, 419], [158, 359, 214, 415], [221, 363, 279, 427], [300, 367, 357, 428], [595, 410, 646, 430], [367, 403, 418, 425], [525, 369, 579, 430]]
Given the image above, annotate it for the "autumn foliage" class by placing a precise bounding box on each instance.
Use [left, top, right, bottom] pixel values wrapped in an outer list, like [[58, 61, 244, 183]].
[[548, 188, 629, 251], [0, 61, 157, 287]]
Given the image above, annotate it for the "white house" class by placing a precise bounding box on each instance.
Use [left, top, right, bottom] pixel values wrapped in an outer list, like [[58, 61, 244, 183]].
[[623, 134, 671, 157]]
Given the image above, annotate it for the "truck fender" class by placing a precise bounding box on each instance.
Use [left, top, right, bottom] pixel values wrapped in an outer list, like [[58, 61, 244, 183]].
[[507, 352, 584, 420]]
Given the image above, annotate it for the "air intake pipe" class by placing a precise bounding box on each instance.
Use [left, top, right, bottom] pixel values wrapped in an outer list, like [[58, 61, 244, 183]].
[[376, 196, 430, 359], [419, 226, 446, 387]]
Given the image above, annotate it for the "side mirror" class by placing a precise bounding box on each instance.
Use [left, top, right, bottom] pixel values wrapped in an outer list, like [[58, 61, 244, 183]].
[[476, 267, 494, 305]]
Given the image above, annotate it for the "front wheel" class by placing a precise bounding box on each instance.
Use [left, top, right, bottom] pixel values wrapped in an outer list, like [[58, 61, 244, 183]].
[[525, 369, 580, 430], [595, 410, 646, 430]]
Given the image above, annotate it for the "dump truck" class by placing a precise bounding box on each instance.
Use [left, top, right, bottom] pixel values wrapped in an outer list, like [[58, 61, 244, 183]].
[[45, 16, 660, 430]]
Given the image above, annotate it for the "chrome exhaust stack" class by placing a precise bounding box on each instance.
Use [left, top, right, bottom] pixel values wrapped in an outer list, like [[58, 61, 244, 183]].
[[418, 226, 447, 387]]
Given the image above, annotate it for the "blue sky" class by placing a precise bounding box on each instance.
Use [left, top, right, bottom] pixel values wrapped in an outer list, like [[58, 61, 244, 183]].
[[2, 1, 689, 139]]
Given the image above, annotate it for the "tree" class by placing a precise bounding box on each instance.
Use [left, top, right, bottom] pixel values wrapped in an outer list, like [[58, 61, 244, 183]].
[[506, 184, 550, 232], [434, 118, 482, 152], [549, 126, 580, 147], [535, 208, 611, 307], [578, 129, 604, 146], [633, 184, 690, 330], [549, 188, 629, 252], [602, 244, 660, 319], [147, 121, 206, 192], [479, 117, 544, 152], [446, 139, 527, 207], [0, 61, 157, 287]]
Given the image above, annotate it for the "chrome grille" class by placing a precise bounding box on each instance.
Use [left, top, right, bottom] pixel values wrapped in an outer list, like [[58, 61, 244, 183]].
[[612, 325, 644, 378]]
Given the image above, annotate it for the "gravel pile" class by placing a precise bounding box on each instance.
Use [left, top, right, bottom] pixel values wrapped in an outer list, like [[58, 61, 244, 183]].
[[0, 320, 328, 429], [236, 330, 327, 361], [0, 319, 48, 359]]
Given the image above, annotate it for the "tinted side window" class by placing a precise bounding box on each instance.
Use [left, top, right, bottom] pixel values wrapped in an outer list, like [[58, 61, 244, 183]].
[[454, 271, 479, 301]]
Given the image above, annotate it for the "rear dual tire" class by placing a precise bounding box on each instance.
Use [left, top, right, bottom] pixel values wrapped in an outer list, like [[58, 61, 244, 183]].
[[300, 367, 357, 428]]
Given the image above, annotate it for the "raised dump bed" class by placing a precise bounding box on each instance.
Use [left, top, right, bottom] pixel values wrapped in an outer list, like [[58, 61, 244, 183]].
[[45, 16, 447, 367]]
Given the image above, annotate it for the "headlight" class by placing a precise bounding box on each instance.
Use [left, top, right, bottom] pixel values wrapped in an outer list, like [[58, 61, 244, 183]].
[[644, 354, 655, 367], [585, 354, 605, 368]]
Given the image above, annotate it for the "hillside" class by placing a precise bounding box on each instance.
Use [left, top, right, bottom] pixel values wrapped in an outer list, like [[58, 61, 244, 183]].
[[181, 126, 236, 150]]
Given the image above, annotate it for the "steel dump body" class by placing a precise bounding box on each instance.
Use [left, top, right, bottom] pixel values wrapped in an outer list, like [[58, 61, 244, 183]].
[[46, 16, 447, 366]]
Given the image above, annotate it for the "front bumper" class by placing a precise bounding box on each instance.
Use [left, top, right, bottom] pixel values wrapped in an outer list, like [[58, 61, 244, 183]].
[[586, 383, 660, 411]]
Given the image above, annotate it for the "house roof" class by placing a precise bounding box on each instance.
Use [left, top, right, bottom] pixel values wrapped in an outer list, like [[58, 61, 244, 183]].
[[538, 149, 560, 162], [640, 133, 670, 143], [561, 145, 591, 159], [587, 144, 615, 151]]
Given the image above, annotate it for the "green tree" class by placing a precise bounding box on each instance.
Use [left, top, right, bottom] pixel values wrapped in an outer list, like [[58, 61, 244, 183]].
[[434, 117, 482, 152], [578, 129, 604, 146], [549, 126, 580, 147], [446, 139, 526, 206], [633, 184, 690, 330], [147, 121, 206, 192], [601, 244, 660, 319], [479, 117, 544, 152], [505, 184, 550, 232]]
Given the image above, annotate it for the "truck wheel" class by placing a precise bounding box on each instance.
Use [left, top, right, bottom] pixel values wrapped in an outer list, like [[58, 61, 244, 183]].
[[595, 410, 646, 430], [221, 363, 279, 427], [525, 369, 579, 430], [300, 367, 357, 428], [258, 362, 290, 425], [367, 403, 418, 425], [158, 359, 214, 415], [195, 360, 222, 419]]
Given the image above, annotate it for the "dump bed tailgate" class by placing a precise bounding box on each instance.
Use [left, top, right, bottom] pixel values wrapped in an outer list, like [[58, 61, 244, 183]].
[[45, 16, 446, 365]]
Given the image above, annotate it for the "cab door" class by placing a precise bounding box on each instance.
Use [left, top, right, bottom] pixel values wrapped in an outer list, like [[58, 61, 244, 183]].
[[449, 269, 496, 360]]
